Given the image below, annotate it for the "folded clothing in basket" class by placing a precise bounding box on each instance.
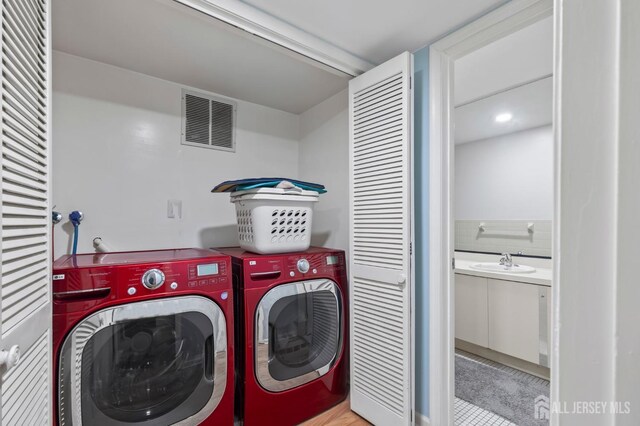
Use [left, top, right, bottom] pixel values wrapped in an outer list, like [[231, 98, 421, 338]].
[[212, 177, 327, 194]]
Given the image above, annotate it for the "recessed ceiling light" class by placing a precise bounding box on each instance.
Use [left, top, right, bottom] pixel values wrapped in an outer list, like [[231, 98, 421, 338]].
[[495, 112, 513, 123]]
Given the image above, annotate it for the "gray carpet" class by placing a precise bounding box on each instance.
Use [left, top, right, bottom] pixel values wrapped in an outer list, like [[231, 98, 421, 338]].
[[455, 354, 549, 426]]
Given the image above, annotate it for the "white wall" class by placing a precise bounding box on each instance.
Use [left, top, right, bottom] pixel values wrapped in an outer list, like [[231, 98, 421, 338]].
[[298, 90, 349, 253], [454, 125, 553, 220], [52, 51, 300, 258]]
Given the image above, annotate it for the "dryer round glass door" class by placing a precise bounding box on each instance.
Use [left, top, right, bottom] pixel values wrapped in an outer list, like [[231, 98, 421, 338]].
[[255, 279, 343, 392], [58, 296, 227, 425]]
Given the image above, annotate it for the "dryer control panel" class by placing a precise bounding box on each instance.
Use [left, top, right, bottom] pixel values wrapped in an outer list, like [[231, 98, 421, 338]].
[[285, 252, 346, 278]]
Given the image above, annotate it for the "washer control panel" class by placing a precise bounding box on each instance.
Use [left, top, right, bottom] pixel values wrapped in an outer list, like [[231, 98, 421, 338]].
[[141, 269, 165, 289], [51, 250, 232, 313], [124, 260, 228, 296]]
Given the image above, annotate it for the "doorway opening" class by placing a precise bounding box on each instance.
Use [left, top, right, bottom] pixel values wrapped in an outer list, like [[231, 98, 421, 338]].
[[428, 1, 556, 425]]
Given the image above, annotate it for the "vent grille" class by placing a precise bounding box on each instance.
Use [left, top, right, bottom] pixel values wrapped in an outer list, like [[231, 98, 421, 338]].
[[182, 90, 235, 151], [184, 94, 209, 145]]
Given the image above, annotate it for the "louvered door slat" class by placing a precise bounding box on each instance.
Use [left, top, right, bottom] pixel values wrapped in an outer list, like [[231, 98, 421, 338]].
[[3, 285, 48, 332], [2, 157, 45, 179], [3, 13, 45, 74], [353, 75, 402, 106], [1, 261, 46, 287], [355, 316, 404, 341], [354, 145, 403, 162], [3, 116, 47, 152], [2, 190, 47, 208], [354, 131, 403, 147], [4, 88, 44, 128], [3, 138, 47, 172], [1, 331, 49, 424], [4, 1, 45, 53], [0, 0, 51, 422], [4, 102, 45, 140], [2, 34, 45, 87], [349, 52, 413, 425], [3, 58, 47, 106], [2, 251, 47, 275], [12, 0, 45, 34]]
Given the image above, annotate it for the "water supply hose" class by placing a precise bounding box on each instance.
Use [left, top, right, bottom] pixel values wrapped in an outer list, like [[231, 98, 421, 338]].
[[69, 211, 84, 255]]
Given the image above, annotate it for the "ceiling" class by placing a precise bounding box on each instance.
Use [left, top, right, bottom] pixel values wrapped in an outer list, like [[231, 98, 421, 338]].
[[454, 16, 553, 144], [52, 0, 535, 114], [455, 16, 553, 106], [52, 0, 351, 114], [455, 77, 553, 144], [239, 0, 506, 65]]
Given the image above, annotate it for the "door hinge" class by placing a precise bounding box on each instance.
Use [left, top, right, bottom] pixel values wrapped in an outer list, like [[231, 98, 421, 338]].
[[409, 76, 412, 89], [452, 257, 456, 270], [410, 242, 413, 256]]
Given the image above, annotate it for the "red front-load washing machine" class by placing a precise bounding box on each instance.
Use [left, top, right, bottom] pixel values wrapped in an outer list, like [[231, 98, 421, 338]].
[[219, 247, 348, 426], [52, 248, 234, 425]]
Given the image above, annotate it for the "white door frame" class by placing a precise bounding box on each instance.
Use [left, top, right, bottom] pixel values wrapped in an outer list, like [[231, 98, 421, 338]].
[[427, 1, 554, 424]]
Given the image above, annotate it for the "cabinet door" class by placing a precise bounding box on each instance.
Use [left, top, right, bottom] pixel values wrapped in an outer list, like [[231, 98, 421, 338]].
[[488, 279, 539, 364], [455, 274, 488, 347], [0, 0, 52, 423]]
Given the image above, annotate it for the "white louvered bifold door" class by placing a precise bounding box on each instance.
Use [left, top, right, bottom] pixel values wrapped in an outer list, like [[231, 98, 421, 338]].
[[0, 0, 52, 424], [349, 51, 414, 425]]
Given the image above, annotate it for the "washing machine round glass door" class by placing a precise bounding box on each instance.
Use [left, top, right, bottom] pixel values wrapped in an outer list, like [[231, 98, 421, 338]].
[[58, 296, 227, 425], [255, 279, 343, 392]]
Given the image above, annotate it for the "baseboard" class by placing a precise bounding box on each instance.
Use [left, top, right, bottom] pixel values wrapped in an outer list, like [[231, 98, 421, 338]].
[[415, 412, 430, 425], [455, 339, 550, 380]]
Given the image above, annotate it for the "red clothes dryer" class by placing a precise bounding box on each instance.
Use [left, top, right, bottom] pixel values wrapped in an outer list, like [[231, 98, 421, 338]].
[[220, 247, 348, 426], [52, 249, 234, 425]]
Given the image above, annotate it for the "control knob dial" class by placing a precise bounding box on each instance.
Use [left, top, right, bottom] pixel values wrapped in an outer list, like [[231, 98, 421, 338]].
[[142, 269, 165, 289], [297, 259, 310, 274]]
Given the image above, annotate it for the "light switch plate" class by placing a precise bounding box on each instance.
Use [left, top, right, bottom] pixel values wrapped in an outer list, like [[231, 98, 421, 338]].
[[167, 200, 182, 219]]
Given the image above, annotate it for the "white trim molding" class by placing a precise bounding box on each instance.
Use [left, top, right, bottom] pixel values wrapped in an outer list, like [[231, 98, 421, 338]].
[[169, 0, 374, 77], [428, 1, 553, 425], [553, 1, 640, 425]]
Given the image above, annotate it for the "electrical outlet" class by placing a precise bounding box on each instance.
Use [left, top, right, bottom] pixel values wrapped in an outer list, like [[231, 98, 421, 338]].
[[167, 200, 182, 219]]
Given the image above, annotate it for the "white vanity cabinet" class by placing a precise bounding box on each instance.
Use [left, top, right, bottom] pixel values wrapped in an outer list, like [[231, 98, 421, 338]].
[[487, 278, 541, 364], [455, 273, 551, 367], [455, 274, 489, 347]]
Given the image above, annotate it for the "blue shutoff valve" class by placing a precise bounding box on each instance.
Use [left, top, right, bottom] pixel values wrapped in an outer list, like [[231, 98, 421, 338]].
[[69, 211, 84, 255]]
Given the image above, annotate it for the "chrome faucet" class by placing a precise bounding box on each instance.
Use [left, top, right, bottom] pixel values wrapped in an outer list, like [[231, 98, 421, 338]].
[[499, 253, 513, 267]]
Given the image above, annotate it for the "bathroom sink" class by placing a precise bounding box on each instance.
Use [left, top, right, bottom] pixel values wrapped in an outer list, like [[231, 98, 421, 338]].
[[469, 262, 536, 274]]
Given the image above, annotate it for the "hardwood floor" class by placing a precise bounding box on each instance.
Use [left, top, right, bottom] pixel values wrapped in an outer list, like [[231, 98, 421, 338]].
[[300, 397, 370, 426]]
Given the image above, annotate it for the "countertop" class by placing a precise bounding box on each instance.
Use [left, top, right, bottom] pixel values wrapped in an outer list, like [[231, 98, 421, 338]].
[[454, 252, 552, 287]]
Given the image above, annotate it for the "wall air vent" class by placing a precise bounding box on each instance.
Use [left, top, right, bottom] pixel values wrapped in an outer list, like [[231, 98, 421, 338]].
[[182, 89, 236, 151]]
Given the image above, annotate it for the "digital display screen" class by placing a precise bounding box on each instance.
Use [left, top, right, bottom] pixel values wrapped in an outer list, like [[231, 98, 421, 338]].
[[197, 263, 219, 277], [326, 256, 339, 265]]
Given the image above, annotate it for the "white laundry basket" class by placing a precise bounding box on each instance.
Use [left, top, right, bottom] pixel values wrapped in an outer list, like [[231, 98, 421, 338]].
[[230, 188, 319, 254]]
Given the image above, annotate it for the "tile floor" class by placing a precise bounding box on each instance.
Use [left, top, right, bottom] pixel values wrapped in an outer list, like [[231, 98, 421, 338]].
[[455, 397, 517, 426]]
